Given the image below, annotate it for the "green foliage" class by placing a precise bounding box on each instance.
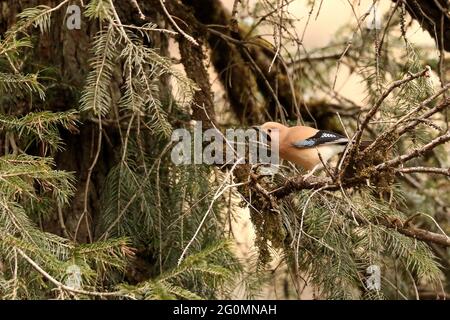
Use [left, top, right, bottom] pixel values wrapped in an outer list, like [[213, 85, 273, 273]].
[[120, 241, 239, 299], [268, 188, 442, 299], [16, 5, 53, 34], [0, 111, 78, 151], [84, 0, 113, 22], [0, 2, 245, 300], [0, 73, 45, 99], [80, 26, 119, 117]]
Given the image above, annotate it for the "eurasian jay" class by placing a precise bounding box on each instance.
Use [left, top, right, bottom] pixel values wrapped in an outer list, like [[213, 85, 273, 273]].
[[255, 122, 350, 176]]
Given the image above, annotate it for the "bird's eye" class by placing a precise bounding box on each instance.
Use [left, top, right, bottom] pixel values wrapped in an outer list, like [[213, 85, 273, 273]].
[[267, 129, 272, 134]]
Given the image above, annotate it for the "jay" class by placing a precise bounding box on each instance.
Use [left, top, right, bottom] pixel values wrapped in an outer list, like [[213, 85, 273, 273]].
[[255, 122, 351, 177]]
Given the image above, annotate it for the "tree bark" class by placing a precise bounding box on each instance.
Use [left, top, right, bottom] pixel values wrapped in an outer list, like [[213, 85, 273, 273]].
[[0, 0, 167, 243], [400, 0, 450, 52]]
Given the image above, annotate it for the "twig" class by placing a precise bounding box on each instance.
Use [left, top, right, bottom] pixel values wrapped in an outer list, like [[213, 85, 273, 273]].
[[268, 0, 283, 73], [377, 0, 401, 56], [376, 130, 450, 170], [294, 187, 326, 271], [17, 248, 127, 298], [110, 22, 177, 35], [376, 216, 450, 247], [57, 203, 72, 240], [12, 249, 18, 299], [177, 160, 245, 266], [397, 166, 450, 177], [159, 0, 199, 46], [75, 115, 103, 242], [341, 67, 431, 176], [230, 0, 241, 33], [129, 0, 146, 20]]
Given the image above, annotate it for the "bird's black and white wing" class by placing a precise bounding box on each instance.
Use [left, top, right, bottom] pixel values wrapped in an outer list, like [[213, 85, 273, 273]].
[[291, 130, 348, 149]]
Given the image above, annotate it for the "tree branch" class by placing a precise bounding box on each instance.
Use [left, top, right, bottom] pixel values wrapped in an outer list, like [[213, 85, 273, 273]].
[[376, 216, 450, 247], [255, 175, 450, 247], [376, 130, 450, 170], [399, 0, 450, 52], [363, 89, 450, 156], [17, 248, 126, 298], [341, 67, 431, 176], [397, 166, 450, 176], [352, 67, 430, 153]]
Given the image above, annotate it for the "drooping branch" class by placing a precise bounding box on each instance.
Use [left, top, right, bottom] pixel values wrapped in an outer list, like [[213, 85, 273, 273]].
[[398, 0, 450, 52], [252, 174, 450, 247]]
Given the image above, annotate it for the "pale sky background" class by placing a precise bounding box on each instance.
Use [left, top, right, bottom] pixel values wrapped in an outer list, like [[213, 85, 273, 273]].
[[223, 0, 435, 48], [221, 0, 438, 105]]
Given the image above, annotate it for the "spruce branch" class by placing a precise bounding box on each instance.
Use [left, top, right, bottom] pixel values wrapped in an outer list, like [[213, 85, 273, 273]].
[[343, 67, 432, 174], [251, 176, 450, 248], [363, 88, 450, 156], [376, 130, 450, 170], [16, 248, 127, 298]]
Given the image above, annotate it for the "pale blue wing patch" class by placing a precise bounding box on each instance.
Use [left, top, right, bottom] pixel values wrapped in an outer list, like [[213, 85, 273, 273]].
[[292, 130, 348, 149], [293, 140, 316, 147]]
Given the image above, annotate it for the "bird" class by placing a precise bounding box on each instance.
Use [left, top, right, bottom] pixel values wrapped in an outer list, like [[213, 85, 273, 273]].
[[254, 122, 353, 177]]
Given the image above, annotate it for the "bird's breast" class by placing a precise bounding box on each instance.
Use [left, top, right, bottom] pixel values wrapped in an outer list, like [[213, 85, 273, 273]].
[[279, 144, 346, 170]]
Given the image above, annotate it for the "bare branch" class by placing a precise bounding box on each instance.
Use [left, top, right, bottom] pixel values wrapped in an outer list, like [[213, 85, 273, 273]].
[[159, 0, 198, 46], [376, 130, 450, 170], [363, 88, 450, 156], [397, 166, 450, 177], [342, 67, 431, 175]]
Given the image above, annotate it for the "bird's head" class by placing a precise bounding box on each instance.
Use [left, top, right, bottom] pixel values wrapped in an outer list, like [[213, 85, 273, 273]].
[[253, 122, 287, 144]]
